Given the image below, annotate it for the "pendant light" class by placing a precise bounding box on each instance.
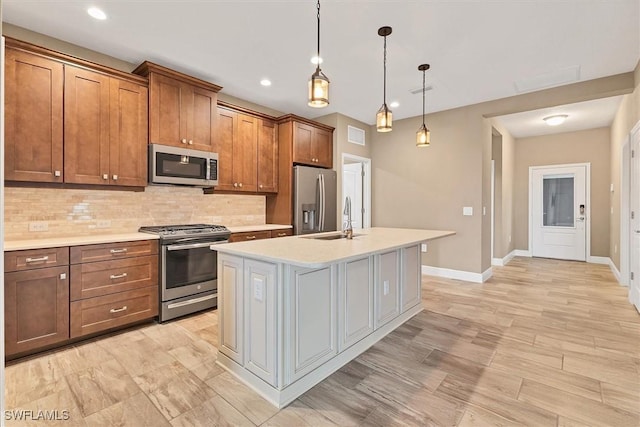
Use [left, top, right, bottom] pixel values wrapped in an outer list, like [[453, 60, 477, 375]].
[[376, 26, 392, 132], [308, 0, 329, 108], [416, 64, 431, 147]]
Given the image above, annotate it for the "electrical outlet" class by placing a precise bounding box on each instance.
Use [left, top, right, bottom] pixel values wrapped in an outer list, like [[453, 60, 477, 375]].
[[253, 279, 264, 301], [463, 207, 473, 216], [421, 243, 427, 253], [96, 220, 111, 228], [28, 221, 48, 232], [383, 280, 390, 296]]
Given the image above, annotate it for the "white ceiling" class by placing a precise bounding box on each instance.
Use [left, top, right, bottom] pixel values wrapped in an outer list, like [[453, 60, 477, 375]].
[[494, 96, 624, 138], [3, 1, 639, 129]]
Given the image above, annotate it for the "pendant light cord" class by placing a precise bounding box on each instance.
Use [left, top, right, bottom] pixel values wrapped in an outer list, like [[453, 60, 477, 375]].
[[422, 69, 426, 125], [383, 35, 387, 105], [316, 0, 321, 71]]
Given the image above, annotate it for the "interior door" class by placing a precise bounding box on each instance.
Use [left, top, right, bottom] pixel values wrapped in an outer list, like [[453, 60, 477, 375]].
[[630, 130, 640, 311], [342, 162, 363, 228], [531, 165, 587, 261]]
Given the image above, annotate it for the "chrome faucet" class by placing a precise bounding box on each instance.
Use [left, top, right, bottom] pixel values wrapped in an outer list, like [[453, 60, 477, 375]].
[[343, 196, 353, 239]]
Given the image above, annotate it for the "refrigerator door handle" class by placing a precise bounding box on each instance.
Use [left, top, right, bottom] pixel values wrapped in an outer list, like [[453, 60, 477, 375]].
[[318, 174, 324, 231], [321, 174, 326, 231]]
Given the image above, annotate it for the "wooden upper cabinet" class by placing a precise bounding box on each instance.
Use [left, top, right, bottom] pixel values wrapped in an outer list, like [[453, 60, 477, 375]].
[[64, 66, 111, 185], [134, 61, 221, 152], [4, 47, 64, 182], [109, 78, 148, 187], [215, 103, 277, 193], [257, 118, 278, 193], [290, 118, 333, 168]]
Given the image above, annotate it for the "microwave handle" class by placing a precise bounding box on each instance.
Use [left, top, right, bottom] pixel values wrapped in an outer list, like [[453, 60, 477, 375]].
[[206, 159, 211, 180]]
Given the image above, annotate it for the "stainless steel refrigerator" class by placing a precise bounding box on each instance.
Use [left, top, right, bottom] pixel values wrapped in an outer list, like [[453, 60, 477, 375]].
[[293, 165, 337, 235]]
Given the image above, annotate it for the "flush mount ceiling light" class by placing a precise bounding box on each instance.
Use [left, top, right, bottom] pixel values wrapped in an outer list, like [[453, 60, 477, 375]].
[[308, 0, 329, 108], [416, 64, 431, 147], [543, 114, 568, 126], [390, 101, 400, 108], [376, 26, 393, 132], [260, 79, 272, 87], [87, 7, 107, 20]]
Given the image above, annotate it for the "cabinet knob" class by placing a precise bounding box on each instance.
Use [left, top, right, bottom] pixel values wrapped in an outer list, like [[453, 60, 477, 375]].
[[233, 183, 238, 188], [246, 235, 256, 240], [54, 170, 61, 177], [239, 183, 243, 188], [103, 174, 109, 180], [181, 138, 187, 144], [259, 184, 263, 189], [112, 175, 118, 181], [188, 140, 193, 145]]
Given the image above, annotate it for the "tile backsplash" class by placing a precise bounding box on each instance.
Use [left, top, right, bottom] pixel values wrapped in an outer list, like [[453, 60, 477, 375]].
[[4, 186, 266, 240]]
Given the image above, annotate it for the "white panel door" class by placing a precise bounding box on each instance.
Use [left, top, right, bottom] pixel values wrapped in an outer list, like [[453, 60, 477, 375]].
[[630, 130, 640, 311], [531, 165, 587, 261], [219, 255, 244, 365], [338, 257, 374, 352], [342, 162, 363, 228]]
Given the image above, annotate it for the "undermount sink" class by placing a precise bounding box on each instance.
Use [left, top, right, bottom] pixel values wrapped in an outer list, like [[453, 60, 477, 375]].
[[303, 233, 361, 240]]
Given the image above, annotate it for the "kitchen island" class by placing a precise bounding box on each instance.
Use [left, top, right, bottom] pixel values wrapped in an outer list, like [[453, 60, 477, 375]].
[[213, 227, 455, 407]]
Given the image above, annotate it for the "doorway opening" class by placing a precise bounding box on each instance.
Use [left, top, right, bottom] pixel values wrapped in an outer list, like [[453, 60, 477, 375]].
[[341, 154, 371, 229], [529, 163, 591, 261]]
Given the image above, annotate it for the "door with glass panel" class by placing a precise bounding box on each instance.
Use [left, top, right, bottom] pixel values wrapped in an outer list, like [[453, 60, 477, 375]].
[[531, 165, 587, 261]]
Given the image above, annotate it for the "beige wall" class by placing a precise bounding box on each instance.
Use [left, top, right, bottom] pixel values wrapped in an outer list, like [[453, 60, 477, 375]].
[[610, 61, 640, 269], [490, 122, 516, 259], [513, 128, 611, 256], [4, 187, 265, 240]]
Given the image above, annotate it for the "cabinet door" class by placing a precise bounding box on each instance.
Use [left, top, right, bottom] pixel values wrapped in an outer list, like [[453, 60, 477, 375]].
[[257, 119, 278, 193], [235, 114, 258, 192], [375, 250, 400, 328], [312, 127, 333, 168], [5, 48, 64, 182], [338, 257, 374, 352], [64, 66, 111, 184], [109, 78, 148, 187], [215, 107, 236, 191], [219, 255, 244, 365], [149, 73, 187, 148], [5, 266, 69, 356], [189, 86, 218, 152], [228, 230, 271, 243], [401, 245, 422, 311], [292, 122, 314, 165], [244, 260, 277, 386], [286, 265, 337, 384]]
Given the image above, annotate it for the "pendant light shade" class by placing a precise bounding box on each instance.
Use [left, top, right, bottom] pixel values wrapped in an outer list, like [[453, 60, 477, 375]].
[[376, 26, 392, 132], [416, 64, 431, 147], [308, 0, 329, 108]]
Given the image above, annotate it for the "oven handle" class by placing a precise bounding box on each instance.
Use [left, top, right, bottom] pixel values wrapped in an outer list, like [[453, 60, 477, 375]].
[[166, 240, 229, 251]]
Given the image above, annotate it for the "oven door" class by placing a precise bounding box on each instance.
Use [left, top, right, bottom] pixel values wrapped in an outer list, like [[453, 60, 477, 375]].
[[161, 239, 226, 302]]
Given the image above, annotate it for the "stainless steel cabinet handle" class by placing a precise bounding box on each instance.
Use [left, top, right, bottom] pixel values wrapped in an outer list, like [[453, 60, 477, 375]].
[[26, 256, 49, 263], [109, 248, 128, 254], [112, 174, 118, 181], [54, 170, 61, 177], [188, 140, 193, 145], [259, 184, 263, 189], [239, 183, 243, 188], [102, 174, 109, 180], [181, 138, 187, 144], [109, 306, 127, 313], [246, 235, 257, 240], [110, 273, 127, 279], [277, 233, 287, 237], [233, 183, 238, 187]]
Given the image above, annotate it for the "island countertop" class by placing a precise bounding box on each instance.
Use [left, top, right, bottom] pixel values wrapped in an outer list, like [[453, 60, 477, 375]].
[[213, 227, 455, 268]]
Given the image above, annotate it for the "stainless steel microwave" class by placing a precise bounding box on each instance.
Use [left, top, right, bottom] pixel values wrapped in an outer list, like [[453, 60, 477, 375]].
[[149, 144, 218, 187]]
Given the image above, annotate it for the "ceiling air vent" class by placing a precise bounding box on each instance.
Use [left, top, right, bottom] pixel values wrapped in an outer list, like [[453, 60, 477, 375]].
[[348, 125, 365, 146], [410, 85, 433, 95]]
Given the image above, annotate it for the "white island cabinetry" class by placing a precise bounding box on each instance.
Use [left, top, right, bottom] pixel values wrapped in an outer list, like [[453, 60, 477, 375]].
[[215, 227, 454, 407]]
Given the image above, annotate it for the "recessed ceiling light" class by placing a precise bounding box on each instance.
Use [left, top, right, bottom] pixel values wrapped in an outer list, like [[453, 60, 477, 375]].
[[543, 114, 568, 126], [311, 56, 323, 65], [390, 101, 400, 108], [87, 7, 107, 20], [260, 79, 272, 87]]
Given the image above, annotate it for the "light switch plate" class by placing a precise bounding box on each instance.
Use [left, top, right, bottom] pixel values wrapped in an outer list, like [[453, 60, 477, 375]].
[[463, 207, 473, 216], [383, 280, 390, 295]]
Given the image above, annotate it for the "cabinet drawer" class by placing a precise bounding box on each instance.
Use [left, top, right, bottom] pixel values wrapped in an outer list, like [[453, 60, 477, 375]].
[[70, 255, 158, 301], [229, 231, 271, 243], [70, 240, 158, 264], [271, 228, 293, 238], [70, 286, 158, 338], [4, 247, 69, 272]]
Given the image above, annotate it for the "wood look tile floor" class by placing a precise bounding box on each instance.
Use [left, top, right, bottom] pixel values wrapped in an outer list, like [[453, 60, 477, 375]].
[[5, 257, 640, 426]]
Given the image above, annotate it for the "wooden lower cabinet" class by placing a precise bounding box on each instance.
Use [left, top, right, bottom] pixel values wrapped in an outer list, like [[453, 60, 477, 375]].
[[4, 266, 69, 356], [70, 287, 158, 338], [229, 230, 271, 243], [270, 228, 293, 238]]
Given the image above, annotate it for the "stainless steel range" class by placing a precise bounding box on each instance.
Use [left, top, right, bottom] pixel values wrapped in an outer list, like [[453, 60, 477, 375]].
[[139, 224, 230, 322]]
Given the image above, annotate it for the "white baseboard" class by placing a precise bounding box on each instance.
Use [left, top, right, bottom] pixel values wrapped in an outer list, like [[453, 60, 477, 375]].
[[422, 265, 490, 283], [608, 259, 623, 284], [514, 249, 532, 257], [588, 256, 610, 265], [492, 250, 516, 266], [482, 267, 493, 282]]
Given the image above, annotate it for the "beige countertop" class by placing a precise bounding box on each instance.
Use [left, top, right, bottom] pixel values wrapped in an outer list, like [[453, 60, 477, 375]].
[[4, 232, 160, 251], [226, 224, 292, 233], [214, 227, 455, 268]]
